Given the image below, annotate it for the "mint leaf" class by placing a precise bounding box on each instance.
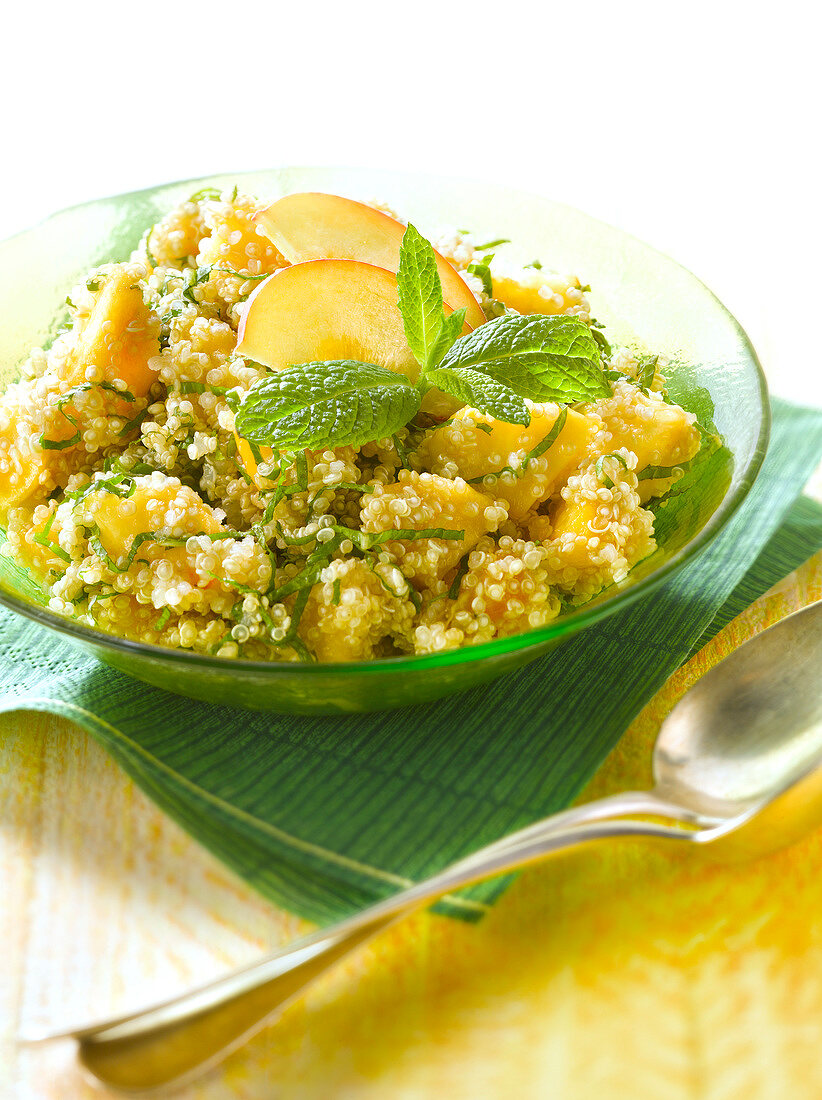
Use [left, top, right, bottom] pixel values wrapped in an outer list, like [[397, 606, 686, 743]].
[[426, 366, 530, 426], [439, 314, 610, 404], [235, 361, 421, 451], [427, 307, 466, 369], [397, 224, 444, 369]]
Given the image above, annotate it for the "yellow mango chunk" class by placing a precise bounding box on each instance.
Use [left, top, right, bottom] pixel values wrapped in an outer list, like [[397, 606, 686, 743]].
[[595, 389, 701, 472], [0, 384, 89, 513], [0, 417, 46, 512], [491, 269, 586, 318], [360, 470, 505, 590], [548, 495, 603, 570], [453, 539, 560, 637], [418, 404, 601, 520], [234, 433, 275, 488], [197, 196, 284, 276], [87, 475, 222, 565], [0, 268, 159, 514], [546, 459, 656, 593], [300, 558, 414, 662], [70, 268, 160, 396]]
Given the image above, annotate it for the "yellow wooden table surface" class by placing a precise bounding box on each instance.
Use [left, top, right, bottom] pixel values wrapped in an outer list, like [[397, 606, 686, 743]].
[[2, 547, 821, 1098]]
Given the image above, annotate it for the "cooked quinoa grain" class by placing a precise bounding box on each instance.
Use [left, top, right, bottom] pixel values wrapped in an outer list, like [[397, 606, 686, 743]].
[[0, 187, 702, 662]]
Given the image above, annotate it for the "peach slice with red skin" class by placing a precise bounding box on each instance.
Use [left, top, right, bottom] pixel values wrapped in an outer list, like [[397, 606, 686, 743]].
[[235, 259, 469, 481], [237, 259, 421, 379], [254, 192, 486, 329]]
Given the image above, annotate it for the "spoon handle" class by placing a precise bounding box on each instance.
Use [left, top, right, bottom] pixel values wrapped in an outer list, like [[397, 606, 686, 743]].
[[62, 810, 694, 1094]]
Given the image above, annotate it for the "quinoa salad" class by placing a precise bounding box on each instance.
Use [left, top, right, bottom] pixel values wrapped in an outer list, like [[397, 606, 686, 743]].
[[0, 187, 702, 663]]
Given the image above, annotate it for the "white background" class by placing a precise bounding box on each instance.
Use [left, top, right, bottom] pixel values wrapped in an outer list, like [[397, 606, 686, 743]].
[[1, 0, 819, 405]]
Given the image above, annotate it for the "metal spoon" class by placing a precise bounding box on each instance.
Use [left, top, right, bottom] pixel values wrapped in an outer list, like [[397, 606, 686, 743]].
[[24, 600, 822, 1094]]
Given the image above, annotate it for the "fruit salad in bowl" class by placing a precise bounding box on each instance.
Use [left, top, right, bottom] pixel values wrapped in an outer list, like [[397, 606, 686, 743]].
[[0, 167, 766, 712], [0, 187, 706, 665]]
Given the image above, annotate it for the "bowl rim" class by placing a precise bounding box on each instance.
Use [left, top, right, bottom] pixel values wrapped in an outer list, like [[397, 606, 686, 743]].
[[0, 167, 771, 675]]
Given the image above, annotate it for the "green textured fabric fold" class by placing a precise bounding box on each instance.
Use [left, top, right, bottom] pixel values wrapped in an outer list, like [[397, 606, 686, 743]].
[[1, 398, 821, 924]]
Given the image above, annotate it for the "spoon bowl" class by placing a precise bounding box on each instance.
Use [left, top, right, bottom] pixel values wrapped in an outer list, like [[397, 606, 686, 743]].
[[653, 599, 822, 820]]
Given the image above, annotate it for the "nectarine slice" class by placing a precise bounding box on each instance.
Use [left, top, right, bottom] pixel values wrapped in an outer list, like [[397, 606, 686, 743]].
[[235, 259, 464, 437], [255, 193, 486, 329], [237, 259, 418, 377]]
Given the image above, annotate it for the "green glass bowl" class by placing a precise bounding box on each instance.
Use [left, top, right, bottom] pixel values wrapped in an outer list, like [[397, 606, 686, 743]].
[[0, 167, 769, 714]]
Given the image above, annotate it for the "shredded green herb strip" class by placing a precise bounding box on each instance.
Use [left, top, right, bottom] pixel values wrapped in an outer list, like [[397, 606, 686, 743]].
[[178, 380, 241, 410], [331, 578, 341, 605], [468, 407, 568, 485], [182, 265, 213, 302], [189, 186, 223, 203], [212, 267, 269, 282], [473, 238, 510, 251], [84, 525, 250, 575], [294, 449, 309, 491], [88, 590, 118, 608], [392, 432, 411, 469], [635, 354, 659, 392], [33, 511, 71, 563], [65, 471, 136, 506], [275, 522, 318, 548], [154, 607, 172, 631], [447, 552, 471, 600], [364, 556, 421, 611], [594, 452, 630, 489], [354, 526, 465, 550], [307, 481, 373, 508], [205, 570, 258, 595], [466, 254, 494, 297], [281, 585, 314, 660], [118, 407, 150, 438]]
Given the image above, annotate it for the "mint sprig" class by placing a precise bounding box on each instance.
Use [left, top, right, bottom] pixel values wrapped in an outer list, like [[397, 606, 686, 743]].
[[235, 224, 611, 455]]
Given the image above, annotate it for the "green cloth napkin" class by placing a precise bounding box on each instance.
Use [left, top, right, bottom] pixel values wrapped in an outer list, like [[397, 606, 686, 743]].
[[1, 398, 821, 924]]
